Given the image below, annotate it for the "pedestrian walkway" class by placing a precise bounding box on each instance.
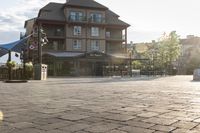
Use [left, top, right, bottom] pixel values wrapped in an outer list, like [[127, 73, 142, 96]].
[[0, 76, 200, 133]]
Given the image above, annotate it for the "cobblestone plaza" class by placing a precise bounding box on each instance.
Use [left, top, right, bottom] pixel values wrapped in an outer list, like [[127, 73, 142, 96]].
[[1, 76, 200, 132]]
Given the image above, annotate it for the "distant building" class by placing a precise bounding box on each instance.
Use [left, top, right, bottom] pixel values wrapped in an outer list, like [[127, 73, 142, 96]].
[[177, 35, 200, 74], [24, 0, 130, 76]]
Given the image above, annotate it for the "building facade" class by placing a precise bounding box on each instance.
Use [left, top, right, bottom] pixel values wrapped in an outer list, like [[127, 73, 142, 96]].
[[25, 0, 130, 76], [177, 35, 200, 75]]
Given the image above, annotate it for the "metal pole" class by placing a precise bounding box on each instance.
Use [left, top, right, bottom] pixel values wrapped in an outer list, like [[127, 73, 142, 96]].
[[23, 49, 26, 79], [129, 52, 132, 77], [38, 24, 42, 64], [8, 50, 12, 80]]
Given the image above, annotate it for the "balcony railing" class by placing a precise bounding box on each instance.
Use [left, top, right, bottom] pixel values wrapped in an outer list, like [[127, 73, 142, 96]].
[[68, 15, 105, 24], [106, 35, 125, 41], [89, 17, 105, 24], [68, 15, 87, 22]]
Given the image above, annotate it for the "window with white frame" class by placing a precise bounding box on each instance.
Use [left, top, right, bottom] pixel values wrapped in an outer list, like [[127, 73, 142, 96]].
[[73, 26, 81, 35], [91, 27, 99, 37], [106, 31, 111, 38], [90, 13, 102, 23], [70, 11, 83, 21], [91, 40, 100, 51], [73, 40, 81, 49]]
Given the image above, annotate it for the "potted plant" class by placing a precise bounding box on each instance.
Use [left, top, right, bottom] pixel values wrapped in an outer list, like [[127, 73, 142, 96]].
[[25, 62, 33, 79], [6, 61, 16, 69]]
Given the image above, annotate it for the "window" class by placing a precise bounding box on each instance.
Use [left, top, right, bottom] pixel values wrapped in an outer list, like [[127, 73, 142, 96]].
[[52, 41, 58, 50], [55, 28, 64, 36], [73, 40, 81, 49], [106, 31, 111, 38], [73, 26, 81, 35], [91, 27, 99, 37], [70, 12, 83, 21], [91, 40, 100, 51], [90, 13, 102, 23]]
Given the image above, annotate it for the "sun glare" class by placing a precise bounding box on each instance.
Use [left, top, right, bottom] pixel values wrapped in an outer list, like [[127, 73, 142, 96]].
[[0, 111, 3, 121]]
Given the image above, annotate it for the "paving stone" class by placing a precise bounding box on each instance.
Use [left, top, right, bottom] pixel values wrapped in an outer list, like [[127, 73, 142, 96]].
[[119, 126, 155, 133], [106, 129, 127, 133], [44, 130, 68, 133], [15, 128, 47, 133], [74, 131, 90, 133], [0, 125, 21, 133], [172, 129, 190, 133], [142, 117, 178, 125], [0, 76, 199, 132], [60, 114, 90, 121], [149, 124, 176, 132], [193, 118, 200, 123], [101, 114, 136, 121], [172, 121, 198, 130], [145, 108, 170, 113], [11, 122, 36, 129], [84, 123, 121, 132], [37, 121, 74, 131], [126, 120, 155, 128], [153, 131, 166, 133], [137, 112, 159, 118], [60, 123, 91, 132]]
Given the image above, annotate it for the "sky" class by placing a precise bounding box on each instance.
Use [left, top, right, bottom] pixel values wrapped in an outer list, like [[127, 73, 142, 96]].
[[1, 0, 200, 62]]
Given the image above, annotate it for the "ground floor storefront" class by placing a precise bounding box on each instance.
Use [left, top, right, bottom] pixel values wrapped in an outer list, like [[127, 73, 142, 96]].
[[43, 51, 132, 77]]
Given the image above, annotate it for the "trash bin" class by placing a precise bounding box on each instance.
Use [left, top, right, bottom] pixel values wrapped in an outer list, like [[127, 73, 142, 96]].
[[34, 64, 48, 80], [193, 69, 200, 81]]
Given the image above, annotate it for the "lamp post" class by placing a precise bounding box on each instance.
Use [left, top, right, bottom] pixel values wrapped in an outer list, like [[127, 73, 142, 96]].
[[37, 25, 48, 64], [128, 49, 132, 77], [8, 50, 11, 80], [35, 24, 48, 80], [38, 25, 42, 64]]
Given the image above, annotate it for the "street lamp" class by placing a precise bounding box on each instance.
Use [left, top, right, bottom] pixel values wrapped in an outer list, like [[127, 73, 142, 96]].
[[128, 49, 132, 77], [37, 26, 48, 64], [34, 24, 48, 80]]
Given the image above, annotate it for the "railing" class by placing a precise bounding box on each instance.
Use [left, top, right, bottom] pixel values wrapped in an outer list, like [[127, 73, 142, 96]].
[[106, 36, 125, 41], [68, 15, 87, 22], [43, 29, 65, 37], [89, 17, 105, 24], [68, 15, 105, 24]]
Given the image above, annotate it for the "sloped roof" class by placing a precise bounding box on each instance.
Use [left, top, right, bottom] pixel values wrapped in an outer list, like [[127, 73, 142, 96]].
[[107, 10, 119, 17], [66, 0, 108, 10], [106, 10, 130, 27], [36, 1, 129, 27], [38, 3, 65, 21]]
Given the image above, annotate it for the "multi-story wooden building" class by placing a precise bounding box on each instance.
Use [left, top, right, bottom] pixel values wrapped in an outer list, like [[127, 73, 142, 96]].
[[25, 0, 130, 76]]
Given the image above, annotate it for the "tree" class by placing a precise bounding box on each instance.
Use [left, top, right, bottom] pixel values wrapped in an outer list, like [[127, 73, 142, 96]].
[[158, 31, 181, 73], [132, 60, 142, 69], [141, 31, 181, 74]]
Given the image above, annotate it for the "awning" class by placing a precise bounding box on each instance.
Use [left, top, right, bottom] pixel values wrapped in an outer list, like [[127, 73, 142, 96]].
[[0, 35, 31, 57], [43, 51, 85, 58], [0, 48, 7, 57], [108, 53, 129, 59]]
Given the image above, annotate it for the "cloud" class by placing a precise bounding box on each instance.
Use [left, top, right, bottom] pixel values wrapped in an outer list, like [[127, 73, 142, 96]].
[[0, 0, 65, 43]]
